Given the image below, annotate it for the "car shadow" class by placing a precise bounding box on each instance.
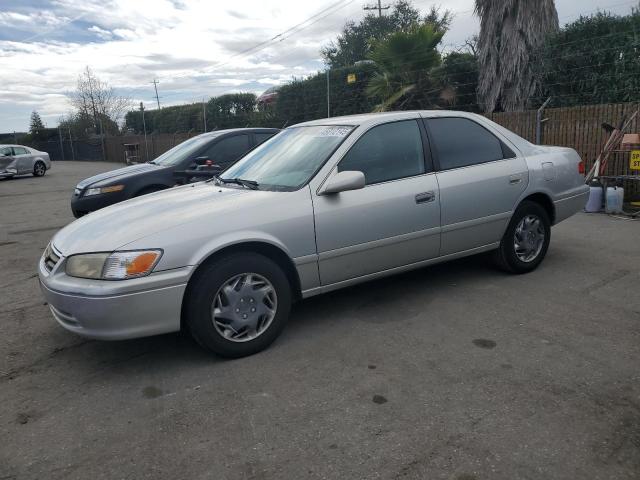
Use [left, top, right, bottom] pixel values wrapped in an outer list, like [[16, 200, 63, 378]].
[[288, 253, 500, 331], [35, 253, 501, 378]]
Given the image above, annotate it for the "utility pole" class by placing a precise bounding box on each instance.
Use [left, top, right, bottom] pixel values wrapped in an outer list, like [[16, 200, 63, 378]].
[[140, 102, 149, 161], [363, 0, 389, 17], [202, 98, 207, 132], [68, 126, 75, 161], [326, 70, 330, 118], [98, 117, 106, 162], [58, 127, 65, 161], [151, 79, 161, 110]]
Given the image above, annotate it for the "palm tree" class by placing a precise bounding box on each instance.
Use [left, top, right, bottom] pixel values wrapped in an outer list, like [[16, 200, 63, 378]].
[[366, 25, 444, 111], [475, 0, 559, 112]]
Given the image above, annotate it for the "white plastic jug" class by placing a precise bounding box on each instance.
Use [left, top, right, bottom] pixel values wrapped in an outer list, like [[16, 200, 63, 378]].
[[585, 184, 603, 212], [617, 186, 624, 211], [605, 186, 623, 214]]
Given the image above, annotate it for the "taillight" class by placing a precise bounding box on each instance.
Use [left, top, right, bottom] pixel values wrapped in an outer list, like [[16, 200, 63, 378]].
[[578, 161, 585, 175]]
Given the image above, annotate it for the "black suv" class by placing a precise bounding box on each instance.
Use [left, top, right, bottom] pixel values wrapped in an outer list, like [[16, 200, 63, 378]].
[[71, 128, 278, 217]]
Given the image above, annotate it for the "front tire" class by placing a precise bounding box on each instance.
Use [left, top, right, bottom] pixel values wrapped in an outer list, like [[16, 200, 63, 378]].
[[493, 201, 551, 274], [184, 253, 292, 358], [33, 161, 46, 177]]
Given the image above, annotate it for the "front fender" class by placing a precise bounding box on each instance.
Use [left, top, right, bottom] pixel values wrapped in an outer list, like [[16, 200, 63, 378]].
[[187, 231, 294, 268]]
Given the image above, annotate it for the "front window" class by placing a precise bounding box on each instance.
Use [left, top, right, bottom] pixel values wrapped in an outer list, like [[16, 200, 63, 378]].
[[151, 135, 216, 166], [338, 120, 426, 185], [219, 125, 353, 191]]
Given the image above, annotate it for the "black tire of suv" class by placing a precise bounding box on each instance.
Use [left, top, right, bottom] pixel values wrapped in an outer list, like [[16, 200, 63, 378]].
[[492, 200, 551, 274], [184, 252, 292, 358]]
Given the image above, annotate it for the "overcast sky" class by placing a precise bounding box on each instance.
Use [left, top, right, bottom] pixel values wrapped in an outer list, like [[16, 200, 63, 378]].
[[0, 0, 636, 132]]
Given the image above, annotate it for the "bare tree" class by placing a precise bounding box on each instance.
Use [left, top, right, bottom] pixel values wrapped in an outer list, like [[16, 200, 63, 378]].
[[475, 0, 559, 112], [69, 66, 130, 134]]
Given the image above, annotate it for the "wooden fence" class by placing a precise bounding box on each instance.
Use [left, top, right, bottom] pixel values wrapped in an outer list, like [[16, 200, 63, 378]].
[[487, 102, 640, 177]]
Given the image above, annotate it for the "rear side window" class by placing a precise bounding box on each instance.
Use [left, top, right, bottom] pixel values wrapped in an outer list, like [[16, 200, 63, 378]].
[[255, 132, 276, 145], [203, 134, 250, 165], [13, 147, 28, 155], [427, 118, 505, 171], [338, 120, 425, 185]]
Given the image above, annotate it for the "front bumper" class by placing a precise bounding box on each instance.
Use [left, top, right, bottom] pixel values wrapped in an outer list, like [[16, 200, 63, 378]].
[[38, 248, 193, 340]]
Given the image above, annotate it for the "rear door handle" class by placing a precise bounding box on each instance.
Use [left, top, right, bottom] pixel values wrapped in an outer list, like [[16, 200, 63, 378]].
[[415, 191, 435, 204], [509, 175, 523, 185]]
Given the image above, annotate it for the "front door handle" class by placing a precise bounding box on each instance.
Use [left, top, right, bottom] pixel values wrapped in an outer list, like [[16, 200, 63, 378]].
[[415, 191, 435, 204]]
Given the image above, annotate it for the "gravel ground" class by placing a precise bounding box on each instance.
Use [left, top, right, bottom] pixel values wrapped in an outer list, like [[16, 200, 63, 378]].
[[1, 161, 639, 480]]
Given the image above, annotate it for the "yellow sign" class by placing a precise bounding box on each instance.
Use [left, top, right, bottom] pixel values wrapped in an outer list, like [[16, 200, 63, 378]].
[[631, 150, 640, 170], [347, 73, 356, 84]]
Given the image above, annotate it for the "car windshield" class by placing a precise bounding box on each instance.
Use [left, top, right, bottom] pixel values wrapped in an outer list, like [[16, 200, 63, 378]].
[[151, 135, 215, 166], [219, 125, 354, 191]]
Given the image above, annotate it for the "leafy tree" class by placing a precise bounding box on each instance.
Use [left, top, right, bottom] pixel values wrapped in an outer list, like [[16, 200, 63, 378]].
[[475, 0, 559, 112], [29, 111, 45, 139], [207, 93, 257, 129], [275, 63, 378, 125], [60, 111, 119, 138], [366, 25, 444, 111], [322, 1, 451, 68], [437, 51, 480, 111], [538, 10, 640, 107]]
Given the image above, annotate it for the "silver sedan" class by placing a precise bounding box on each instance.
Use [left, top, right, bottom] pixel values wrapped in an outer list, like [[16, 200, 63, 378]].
[[39, 111, 589, 358], [0, 144, 51, 178]]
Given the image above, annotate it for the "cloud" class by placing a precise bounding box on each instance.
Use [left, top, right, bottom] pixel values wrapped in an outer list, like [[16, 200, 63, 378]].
[[226, 10, 249, 20], [88, 25, 113, 40]]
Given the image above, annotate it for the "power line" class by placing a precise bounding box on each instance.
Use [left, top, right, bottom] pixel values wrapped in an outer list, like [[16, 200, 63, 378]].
[[202, 0, 356, 74]]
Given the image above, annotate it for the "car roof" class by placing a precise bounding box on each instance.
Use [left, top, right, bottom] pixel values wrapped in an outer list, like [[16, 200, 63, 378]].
[[194, 127, 279, 139], [291, 110, 494, 128], [290, 110, 533, 153], [0, 144, 29, 148]]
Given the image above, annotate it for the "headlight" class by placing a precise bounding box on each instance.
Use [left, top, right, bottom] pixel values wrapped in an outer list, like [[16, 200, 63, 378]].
[[84, 184, 124, 196], [65, 250, 162, 280]]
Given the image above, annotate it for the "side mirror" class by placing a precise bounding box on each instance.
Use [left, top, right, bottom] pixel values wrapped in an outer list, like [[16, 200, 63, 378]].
[[194, 156, 210, 166], [320, 170, 365, 195]]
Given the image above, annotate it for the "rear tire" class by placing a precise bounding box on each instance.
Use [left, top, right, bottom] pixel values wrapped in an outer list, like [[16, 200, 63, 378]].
[[33, 161, 46, 177], [493, 201, 551, 274], [184, 253, 292, 358]]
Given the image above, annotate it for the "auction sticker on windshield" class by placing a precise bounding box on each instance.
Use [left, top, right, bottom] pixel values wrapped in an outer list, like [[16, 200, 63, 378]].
[[315, 126, 353, 137]]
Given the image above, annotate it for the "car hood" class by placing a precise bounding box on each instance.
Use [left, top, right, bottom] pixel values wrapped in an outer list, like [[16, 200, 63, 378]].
[[76, 163, 164, 189], [52, 182, 263, 256]]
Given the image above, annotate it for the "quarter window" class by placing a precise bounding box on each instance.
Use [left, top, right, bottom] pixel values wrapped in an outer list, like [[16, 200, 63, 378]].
[[338, 120, 425, 185], [427, 118, 506, 170]]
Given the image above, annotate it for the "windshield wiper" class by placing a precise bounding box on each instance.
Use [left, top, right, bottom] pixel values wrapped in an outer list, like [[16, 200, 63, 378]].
[[216, 177, 259, 190]]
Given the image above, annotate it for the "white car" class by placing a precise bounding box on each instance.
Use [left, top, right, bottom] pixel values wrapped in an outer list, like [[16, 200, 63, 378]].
[[0, 144, 51, 178]]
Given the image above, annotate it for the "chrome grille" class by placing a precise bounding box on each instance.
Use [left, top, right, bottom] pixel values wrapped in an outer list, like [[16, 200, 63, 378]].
[[43, 244, 60, 272]]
